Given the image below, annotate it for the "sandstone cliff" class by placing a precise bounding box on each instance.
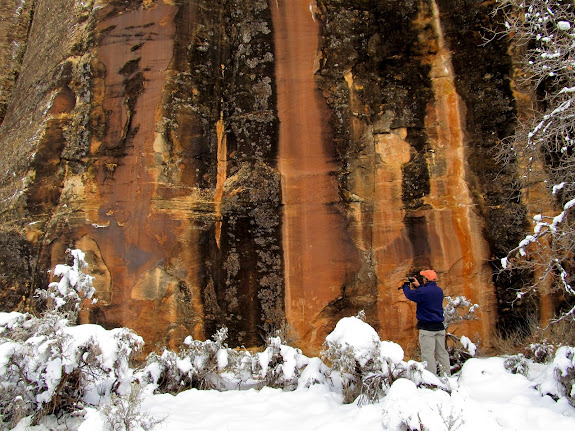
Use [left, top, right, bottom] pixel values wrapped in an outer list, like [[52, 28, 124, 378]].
[[0, 0, 534, 354]]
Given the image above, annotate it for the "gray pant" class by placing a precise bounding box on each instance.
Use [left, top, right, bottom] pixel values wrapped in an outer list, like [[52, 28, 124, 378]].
[[419, 329, 451, 376]]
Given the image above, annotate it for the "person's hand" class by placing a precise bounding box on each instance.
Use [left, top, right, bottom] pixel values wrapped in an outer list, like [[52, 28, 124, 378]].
[[410, 277, 421, 288]]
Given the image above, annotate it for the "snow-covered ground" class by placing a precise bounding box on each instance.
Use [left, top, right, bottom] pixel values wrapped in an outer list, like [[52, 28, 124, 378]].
[[8, 323, 573, 431], [69, 357, 575, 431]]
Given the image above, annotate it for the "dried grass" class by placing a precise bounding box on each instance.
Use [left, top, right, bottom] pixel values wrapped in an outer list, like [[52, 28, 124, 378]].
[[487, 318, 575, 358]]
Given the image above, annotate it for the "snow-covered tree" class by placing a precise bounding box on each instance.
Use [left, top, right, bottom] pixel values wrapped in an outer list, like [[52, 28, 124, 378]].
[[496, 0, 575, 321]]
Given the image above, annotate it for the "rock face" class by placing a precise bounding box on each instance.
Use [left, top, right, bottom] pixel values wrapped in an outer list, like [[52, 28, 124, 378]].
[[0, 0, 531, 354]]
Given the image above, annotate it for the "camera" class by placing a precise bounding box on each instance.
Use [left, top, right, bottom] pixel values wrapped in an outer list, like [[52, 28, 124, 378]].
[[398, 278, 412, 290], [398, 282, 409, 290], [398, 277, 417, 290]]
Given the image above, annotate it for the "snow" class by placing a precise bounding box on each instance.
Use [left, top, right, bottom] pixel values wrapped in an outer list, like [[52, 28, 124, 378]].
[[0, 312, 25, 333], [558, 20, 571, 31], [140, 385, 383, 431], [459, 335, 476, 356], [565, 197, 575, 211], [380, 379, 457, 431], [459, 358, 575, 431], [216, 348, 228, 371], [325, 316, 383, 367], [380, 340, 404, 364], [2, 322, 575, 431], [72, 358, 575, 431]]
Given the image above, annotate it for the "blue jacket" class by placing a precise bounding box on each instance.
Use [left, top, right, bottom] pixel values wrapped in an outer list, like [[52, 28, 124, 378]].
[[402, 281, 445, 327]]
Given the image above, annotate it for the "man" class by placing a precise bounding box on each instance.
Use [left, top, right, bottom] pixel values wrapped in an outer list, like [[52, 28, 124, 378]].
[[402, 269, 451, 376]]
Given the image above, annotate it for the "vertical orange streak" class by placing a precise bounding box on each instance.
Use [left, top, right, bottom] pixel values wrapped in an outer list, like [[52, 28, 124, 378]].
[[272, 0, 358, 348], [427, 0, 496, 339], [429, 0, 474, 292], [214, 112, 227, 248]]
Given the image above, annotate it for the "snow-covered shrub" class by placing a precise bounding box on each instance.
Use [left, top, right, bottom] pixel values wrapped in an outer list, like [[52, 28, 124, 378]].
[[446, 333, 478, 374], [443, 296, 479, 372], [0, 251, 143, 428], [322, 315, 446, 404], [533, 345, 575, 407], [322, 315, 381, 403], [218, 346, 255, 389], [296, 356, 330, 388], [551, 346, 575, 407], [443, 296, 478, 329], [503, 353, 530, 376], [504, 340, 564, 378], [139, 327, 230, 393], [359, 358, 430, 407], [139, 328, 318, 393], [100, 383, 163, 431], [381, 378, 461, 431], [36, 249, 96, 321], [140, 349, 187, 394], [254, 335, 312, 389], [526, 340, 556, 364], [253, 340, 327, 390], [183, 326, 230, 389], [138, 348, 199, 394], [0, 312, 143, 427]]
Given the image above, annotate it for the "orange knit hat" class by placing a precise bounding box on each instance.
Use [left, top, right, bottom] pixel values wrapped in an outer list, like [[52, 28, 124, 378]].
[[420, 269, 437, 281]]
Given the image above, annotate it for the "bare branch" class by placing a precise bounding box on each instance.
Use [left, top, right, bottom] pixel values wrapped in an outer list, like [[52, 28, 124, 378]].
[[496, 0, 575, 320]]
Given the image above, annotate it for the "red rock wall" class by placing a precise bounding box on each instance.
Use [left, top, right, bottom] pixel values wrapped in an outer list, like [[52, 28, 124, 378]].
[[0, 0, 529, 355], [307, 0, 500, 352], [272, 1, 360, 349]]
